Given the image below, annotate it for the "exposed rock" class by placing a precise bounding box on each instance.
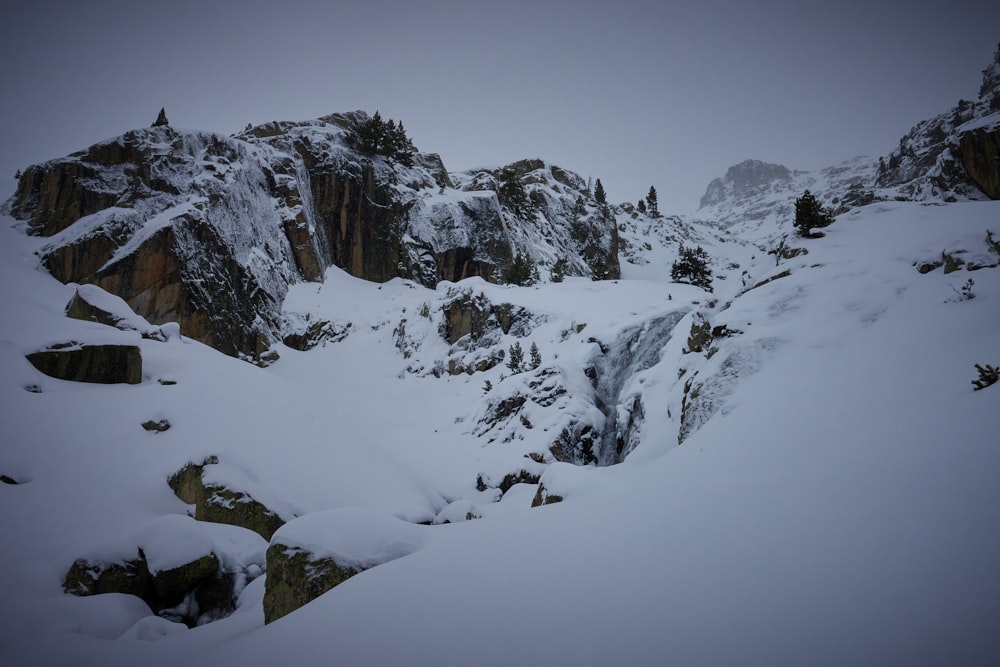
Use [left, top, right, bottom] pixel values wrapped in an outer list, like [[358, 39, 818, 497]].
[[531, 483, 564, 507], [747, 269, 792, 292], [26, 342, 142, 384], [686, 314, 712, 354], [167, 458, 285, 540], [282, 320, 351, 351], [62, 515, 264, 628], [475, 469, 540, 495], [440, 289, 533, 345], [150, 554, 220, 613], [262, 508, 425, 624], [64, 550, 221, 627], [958, 127, 1000, 200], [64, 553, 153, 599], [142, 419, 171, 433], [262, 546, 360, 624], [65, 288, 134, 330]]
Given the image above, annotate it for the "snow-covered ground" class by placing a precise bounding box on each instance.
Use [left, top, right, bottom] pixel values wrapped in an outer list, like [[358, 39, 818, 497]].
[[1, 194, 998, 665]]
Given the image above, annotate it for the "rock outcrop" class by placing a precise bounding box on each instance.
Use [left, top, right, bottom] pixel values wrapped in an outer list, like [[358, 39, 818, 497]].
[[958, 126, 1000, 199], [26, 341, 142, 384]]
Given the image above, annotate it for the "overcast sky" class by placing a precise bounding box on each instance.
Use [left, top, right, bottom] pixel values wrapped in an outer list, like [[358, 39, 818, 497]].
[[1, 0, 997, 213]]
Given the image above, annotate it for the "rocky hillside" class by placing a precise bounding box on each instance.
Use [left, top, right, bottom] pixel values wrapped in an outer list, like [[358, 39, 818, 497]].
[[697, 43, 1000, 232], [3, 112, 620, 361]]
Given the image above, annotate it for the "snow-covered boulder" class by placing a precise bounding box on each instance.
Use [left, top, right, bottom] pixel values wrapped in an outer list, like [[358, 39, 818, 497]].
[[263, 508, 426, 623], [168, 457, 289, 540], [63, 514, 266, 627]]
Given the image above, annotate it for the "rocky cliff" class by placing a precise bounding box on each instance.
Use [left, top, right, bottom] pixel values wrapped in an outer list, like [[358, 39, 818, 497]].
[[4, 112, 620, 360]]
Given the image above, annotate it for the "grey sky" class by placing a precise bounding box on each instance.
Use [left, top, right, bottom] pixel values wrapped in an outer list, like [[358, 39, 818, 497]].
[[1, 0, 997, 213]]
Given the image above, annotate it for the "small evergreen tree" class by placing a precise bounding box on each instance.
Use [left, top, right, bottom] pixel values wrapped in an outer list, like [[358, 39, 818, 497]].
[[645, 186, 659, 217], [636, 199, 647, 214], [529, 342, 542, 370], [550, 256, 568, 283], [14, 169, 22, 180], [793, 190, 834, 237], [588, 252, 610, 281], [483, 379, 493, 394], [152, 107, 169, 127], [504, 250, 539, 286], [498, 168, 533, 218], [507, 342, 524, 373], [344, 111, 416, 164], [671, 244, 713, 291], [593, 179, 607, 206]]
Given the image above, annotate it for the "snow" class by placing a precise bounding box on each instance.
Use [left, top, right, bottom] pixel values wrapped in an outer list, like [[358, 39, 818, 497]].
[[2, 182, 999, 665], [271, 507, 426, 570]]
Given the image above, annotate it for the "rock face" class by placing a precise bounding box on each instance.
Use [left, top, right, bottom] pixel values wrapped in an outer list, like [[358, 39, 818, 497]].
[[4, 112, 621, 360], [26, 342, 142, 384], [958, 127, 1000, 199]]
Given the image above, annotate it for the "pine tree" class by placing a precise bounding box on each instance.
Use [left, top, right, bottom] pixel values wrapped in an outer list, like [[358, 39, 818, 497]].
[[498, 168, 533, 218], [793, 190, 834, 237], [529, 342, 542, 370], [593, 179, 607, 206], [152, 107, 169, 127], [636, 199, 647, 214], [504, 250, 538, 286], [645, 186, 659, 217], [507, 342, 524, 373], [588, 252, 610, 281], [671, 243, 713, 291]]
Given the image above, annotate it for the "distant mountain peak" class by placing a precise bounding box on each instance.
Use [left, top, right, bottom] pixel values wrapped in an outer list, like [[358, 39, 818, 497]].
[[699, 159, 792, 209]]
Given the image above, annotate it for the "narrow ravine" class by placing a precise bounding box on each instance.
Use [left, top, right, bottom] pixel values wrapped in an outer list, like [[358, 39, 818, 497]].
[[590, 310, 687, 465]]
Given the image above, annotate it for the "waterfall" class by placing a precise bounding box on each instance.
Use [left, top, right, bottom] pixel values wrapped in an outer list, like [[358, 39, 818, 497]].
[[589, 311, 687, 465]]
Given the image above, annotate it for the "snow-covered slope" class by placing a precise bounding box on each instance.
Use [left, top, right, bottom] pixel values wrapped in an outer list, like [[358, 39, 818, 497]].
[[2, 187, 999, 664]]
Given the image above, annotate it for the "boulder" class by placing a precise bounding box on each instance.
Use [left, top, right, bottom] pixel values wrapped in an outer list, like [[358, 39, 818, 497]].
[[26, 342, 141, 384], [262, 508, 425, 624], [167, 458, 286, 540], [263, 545, 361, 624], [62, 515, 265, 628]]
